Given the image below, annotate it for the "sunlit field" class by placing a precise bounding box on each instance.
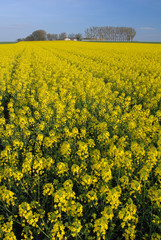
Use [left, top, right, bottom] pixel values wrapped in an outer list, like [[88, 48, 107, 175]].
[[0, 41, 161, 239]]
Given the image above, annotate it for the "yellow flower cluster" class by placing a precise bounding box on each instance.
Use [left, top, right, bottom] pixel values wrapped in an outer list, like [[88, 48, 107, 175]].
[[118, 198, 138, 240], [0, 41, 161, 239]]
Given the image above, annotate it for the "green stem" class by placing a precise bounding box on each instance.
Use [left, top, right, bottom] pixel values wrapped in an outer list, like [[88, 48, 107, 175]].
[[0, 204, 21, 225], [38, 172, 40, 202], [20, 179, 33, 199], [36, 224, 51, 239]]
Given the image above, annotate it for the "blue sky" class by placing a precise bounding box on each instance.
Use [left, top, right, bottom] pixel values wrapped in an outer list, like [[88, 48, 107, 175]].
[[0, 0, 161, 42]]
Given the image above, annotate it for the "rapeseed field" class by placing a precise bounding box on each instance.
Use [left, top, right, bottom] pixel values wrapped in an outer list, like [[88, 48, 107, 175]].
[[0, 41, 161, 239]]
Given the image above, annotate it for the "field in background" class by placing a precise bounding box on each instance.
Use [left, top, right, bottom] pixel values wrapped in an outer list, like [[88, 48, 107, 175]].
[[0, 42, 16, 44], [0, 41, 161, 239]]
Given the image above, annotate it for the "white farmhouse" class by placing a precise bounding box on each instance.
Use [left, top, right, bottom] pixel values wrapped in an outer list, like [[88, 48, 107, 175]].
[[64, 37, 71, 41]]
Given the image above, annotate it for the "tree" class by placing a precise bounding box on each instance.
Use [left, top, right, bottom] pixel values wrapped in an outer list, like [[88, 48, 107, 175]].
[[31, 30, 47, 41], [25, 35, 34, 41], [75, 33, 82, 41], [84, 26, 136, 41], [85, 28, 90, 39], [68, 33, 76, 40], [19, 30, 85, 42], [47, 33, 52, 41], [17, 38, 24, 42], [59, 32, 67, 40], [47, 33, 58, 41], [128, 28, 136, 41]]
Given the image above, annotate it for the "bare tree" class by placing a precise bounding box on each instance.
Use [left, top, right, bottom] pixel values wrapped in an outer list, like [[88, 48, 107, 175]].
[[84, 26, 136, 41], [59, 32, 67, 40], [128, 28, 136, 41], [47, 33, 58, 40], [68, 33, 76, 40], [47, 33, 52, 41], [85, 28, 90, 39]]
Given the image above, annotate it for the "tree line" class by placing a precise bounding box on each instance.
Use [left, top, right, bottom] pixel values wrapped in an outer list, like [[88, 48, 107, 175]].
[[17, 30, 82, 42], [85, 26, 136, 41], [17, 26, 136, 42]]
